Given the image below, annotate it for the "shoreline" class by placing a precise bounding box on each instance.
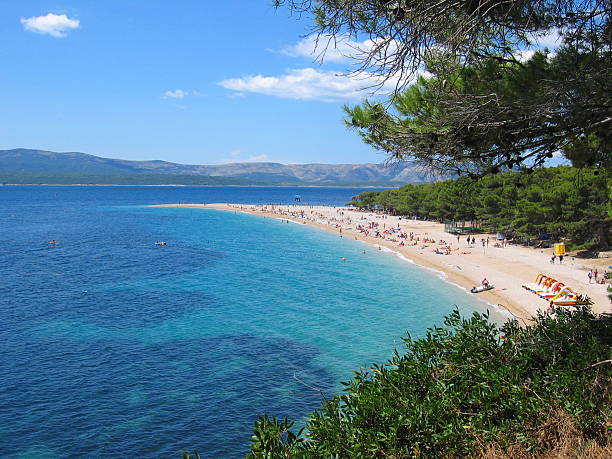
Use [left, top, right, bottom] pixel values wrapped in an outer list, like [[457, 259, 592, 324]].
[[2, 183, 394, 188], [152, 203, 611, 321]]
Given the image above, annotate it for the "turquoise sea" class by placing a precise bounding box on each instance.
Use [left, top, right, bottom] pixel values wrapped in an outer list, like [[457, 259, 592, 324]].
[[0, 186, 503, 457]]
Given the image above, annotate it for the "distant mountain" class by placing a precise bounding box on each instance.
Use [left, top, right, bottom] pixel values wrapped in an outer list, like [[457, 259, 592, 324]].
[[0, 148, 433, 185], [0, 172, 259, 186]]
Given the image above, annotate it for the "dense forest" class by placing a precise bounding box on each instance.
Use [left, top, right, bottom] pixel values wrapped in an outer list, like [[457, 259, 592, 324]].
[[349, 166, 610, 250]]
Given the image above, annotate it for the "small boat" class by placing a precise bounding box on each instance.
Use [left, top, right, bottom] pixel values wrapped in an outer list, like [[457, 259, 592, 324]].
[[471, 285, 494, 293]]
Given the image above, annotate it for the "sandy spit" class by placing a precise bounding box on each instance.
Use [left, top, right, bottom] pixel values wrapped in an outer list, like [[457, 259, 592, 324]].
[[152, 203, 611, 321]]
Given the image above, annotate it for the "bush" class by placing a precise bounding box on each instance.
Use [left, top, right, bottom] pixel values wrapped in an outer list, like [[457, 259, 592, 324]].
[[246, 307, 611, 458]]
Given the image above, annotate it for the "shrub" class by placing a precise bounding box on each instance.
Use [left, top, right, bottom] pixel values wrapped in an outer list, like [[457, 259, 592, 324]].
[[247, 307, 611, 458]]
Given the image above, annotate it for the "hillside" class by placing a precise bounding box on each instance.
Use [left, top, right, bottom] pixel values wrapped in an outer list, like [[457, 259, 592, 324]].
[[0, 149, 431, 185], [0, 172, 258, 186]]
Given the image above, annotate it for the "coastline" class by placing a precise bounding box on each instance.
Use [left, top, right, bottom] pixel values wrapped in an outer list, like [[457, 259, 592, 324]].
[[152, 203, 611, 320], [2, 183, 394, 188]]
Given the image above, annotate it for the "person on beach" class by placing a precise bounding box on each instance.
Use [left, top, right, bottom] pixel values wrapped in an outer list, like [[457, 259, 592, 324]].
[[481, 278, 489, 287], [588, 270, 593, 283], [594, 269, 598, 281], [551, 254, 556, 264], [559, 254, 564, 264]]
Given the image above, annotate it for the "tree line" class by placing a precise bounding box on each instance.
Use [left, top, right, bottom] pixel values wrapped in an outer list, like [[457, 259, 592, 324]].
[[349, 166, 610, 249]]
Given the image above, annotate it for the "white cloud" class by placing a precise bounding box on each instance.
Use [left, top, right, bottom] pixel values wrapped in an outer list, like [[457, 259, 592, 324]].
[[20, 13, 79, 38], [240, 35, 411, 101], [515, 27, 563, 62], [515, 49, 537, 63], [279, 35, 365, 64], [218, 67, 410, 102], [278, 34, 399, 66], [164, 89, 188, 99], [248, 154, 269, 162], [516, 47, 558, 63], [531, 28, 563, 49]]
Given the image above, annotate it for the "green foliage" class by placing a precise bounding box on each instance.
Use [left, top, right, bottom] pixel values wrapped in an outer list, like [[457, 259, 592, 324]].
[[278, 1, 611, 174], [343, 48, 611, 174], [247, 307, 611, 457], [350, 166, 610, 249], [246, 415, 305, 458]]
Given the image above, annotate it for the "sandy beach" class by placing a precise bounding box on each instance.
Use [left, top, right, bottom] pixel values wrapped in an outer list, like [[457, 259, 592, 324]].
[[154, 203, 611, 320]]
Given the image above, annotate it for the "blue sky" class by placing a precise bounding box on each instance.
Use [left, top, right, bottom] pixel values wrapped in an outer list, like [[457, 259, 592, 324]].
[[0, 0, 401, 165]]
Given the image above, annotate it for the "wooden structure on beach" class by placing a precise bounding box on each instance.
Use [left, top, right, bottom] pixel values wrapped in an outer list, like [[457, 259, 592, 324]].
[[444, 220, 483, 235]]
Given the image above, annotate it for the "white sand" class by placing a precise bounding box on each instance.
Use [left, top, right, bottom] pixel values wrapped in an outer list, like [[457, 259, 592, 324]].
[[154, 203, 611, 320]]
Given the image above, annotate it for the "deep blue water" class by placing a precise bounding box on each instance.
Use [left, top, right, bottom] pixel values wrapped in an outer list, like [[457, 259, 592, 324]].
[[0, 186, 500, 458]]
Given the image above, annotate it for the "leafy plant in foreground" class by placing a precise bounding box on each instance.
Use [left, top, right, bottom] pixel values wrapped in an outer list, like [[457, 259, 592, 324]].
[[246, 307, 611, 457]]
